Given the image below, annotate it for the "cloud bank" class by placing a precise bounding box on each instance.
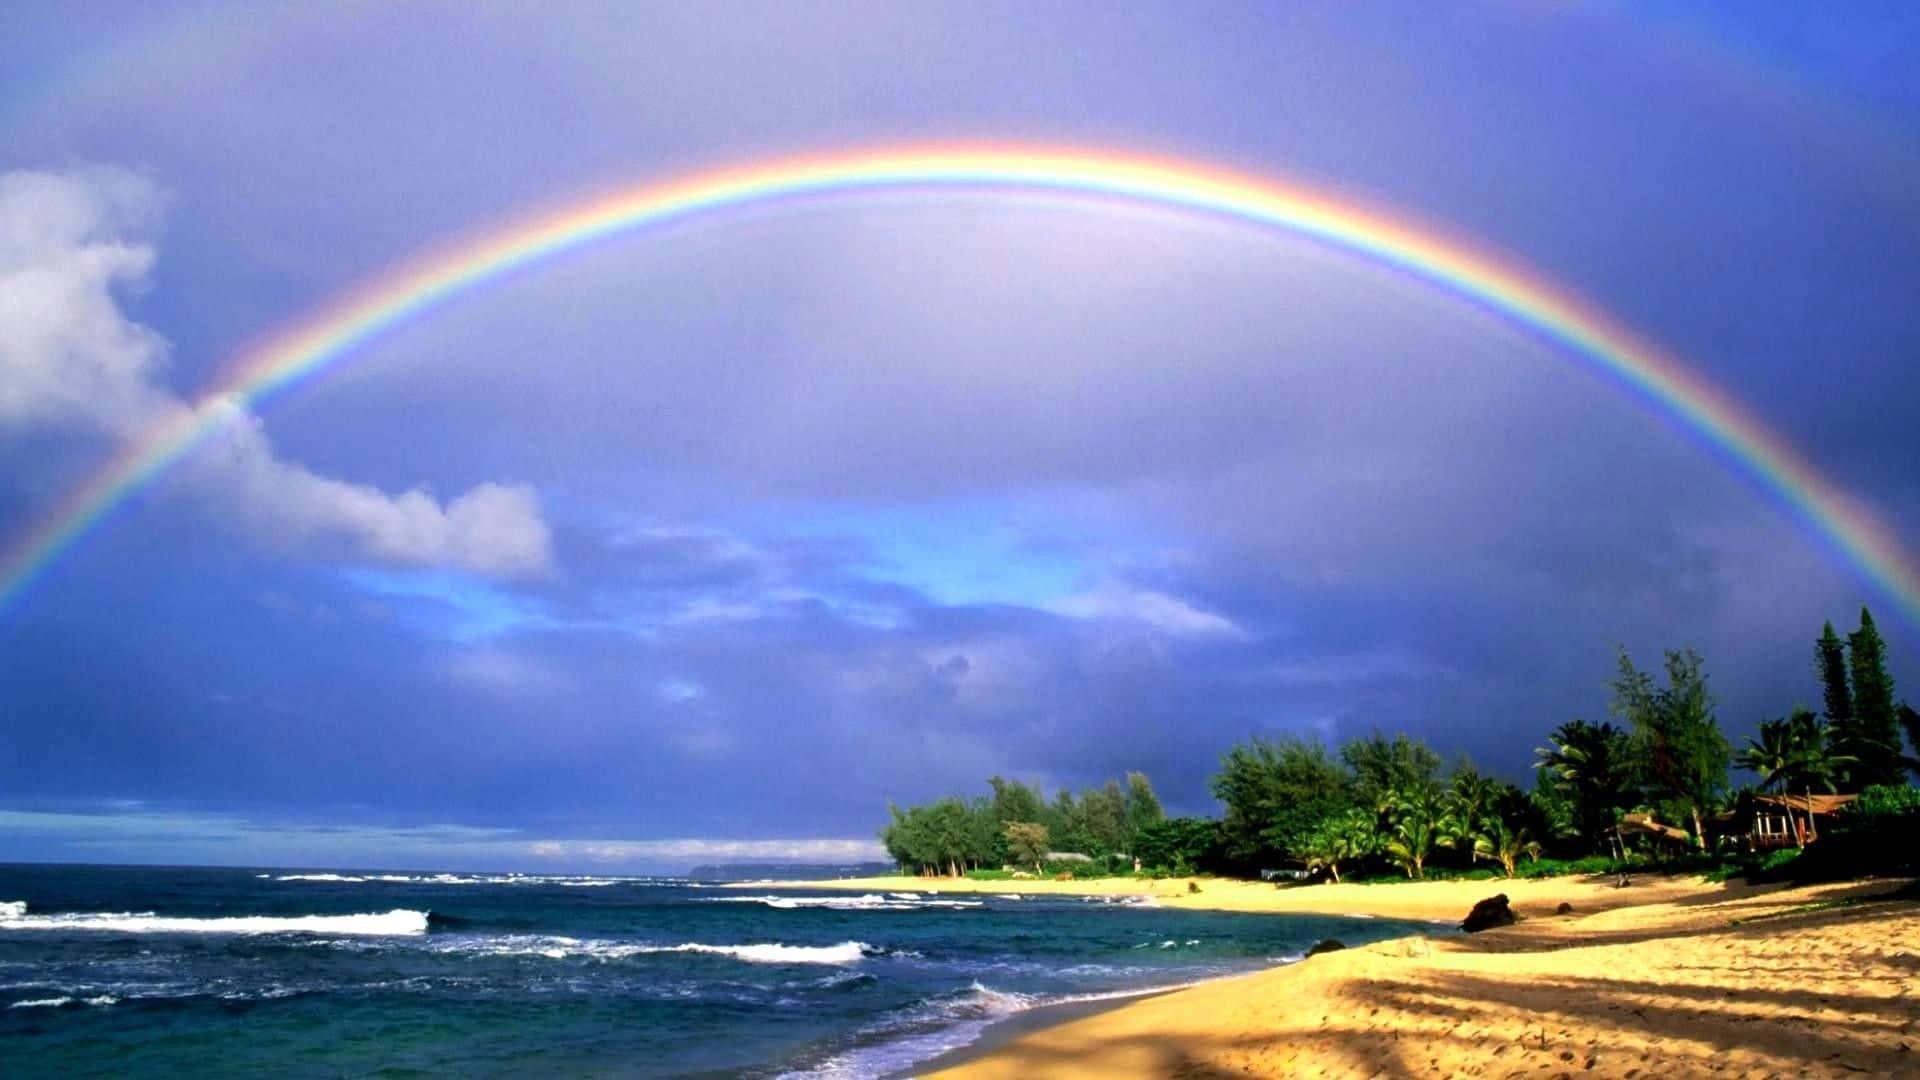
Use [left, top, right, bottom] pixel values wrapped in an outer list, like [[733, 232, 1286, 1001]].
[[0, 169, 552, 577]]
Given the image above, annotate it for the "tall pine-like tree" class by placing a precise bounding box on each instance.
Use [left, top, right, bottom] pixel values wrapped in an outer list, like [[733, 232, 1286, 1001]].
[[1840, 607, 1904, 788], [1816, 620, 1853, 728], [1899, 702, 1920, 778]]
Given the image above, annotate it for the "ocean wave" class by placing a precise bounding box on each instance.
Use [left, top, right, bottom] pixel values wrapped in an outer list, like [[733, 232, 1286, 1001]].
[[712, 893, 984, 911], [782, 977, 1204, 1079], [420, 935, 881, 966], [267, 872, 628, 887], [0, 902, 428, 937], [0, 900, 25, 919], [8, 995, 117, 1010]]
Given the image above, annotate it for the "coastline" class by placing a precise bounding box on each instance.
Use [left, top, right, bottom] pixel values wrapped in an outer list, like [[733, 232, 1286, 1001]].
[[907, 875, 1918, 1079], [730, 871, 1744, 922]]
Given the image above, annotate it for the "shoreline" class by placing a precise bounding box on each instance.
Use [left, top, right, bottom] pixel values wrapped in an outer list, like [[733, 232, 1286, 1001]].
[[909, 875, 1918, 1078], [729, 870, 1742, 923], [885, 982, 1192, 1080]]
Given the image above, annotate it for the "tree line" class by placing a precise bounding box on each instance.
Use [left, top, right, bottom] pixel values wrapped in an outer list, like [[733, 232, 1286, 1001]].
[[880, 772, 1164, 876], [881, 607, 1918, 880]]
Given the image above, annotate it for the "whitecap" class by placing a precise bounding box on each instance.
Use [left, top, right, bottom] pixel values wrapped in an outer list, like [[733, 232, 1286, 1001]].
[[0, 907, 429, 937]]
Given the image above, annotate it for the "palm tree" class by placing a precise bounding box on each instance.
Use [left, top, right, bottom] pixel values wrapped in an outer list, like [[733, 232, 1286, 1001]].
[[1385, 784, 1446, 879], [1737, 708, 1852, 844], [1472, 817, 1542, 878], [1444, 766, 1502, 861], [1536, 719, 1636, 855]]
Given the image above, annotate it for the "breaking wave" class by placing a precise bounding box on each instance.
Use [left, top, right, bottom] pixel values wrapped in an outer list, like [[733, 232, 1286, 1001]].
[[0, 901, 428, 937], [423, 935, 881, 966], [713, 893, 984, 911]]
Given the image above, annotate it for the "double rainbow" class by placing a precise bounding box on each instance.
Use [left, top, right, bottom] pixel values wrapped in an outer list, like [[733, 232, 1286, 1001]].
[[4, 145, 1914, 623]]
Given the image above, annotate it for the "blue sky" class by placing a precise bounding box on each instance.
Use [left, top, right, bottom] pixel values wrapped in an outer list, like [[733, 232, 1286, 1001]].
[[2, 3, 1917, 872]]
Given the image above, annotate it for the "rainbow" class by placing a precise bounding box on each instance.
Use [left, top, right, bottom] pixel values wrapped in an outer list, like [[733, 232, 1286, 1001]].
[[4, 145, 1916, 623]]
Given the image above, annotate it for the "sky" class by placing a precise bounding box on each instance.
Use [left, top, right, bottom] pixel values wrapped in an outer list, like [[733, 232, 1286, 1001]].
[[1, 2, 1917, 873]]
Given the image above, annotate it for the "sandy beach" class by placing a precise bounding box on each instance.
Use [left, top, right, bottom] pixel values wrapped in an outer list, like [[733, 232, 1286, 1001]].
[[742, 873, 1762, 923], [865, 874, 1920, 1079]]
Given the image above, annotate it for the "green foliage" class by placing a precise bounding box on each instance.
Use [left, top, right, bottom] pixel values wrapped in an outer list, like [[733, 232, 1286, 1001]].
[[1210, 735, 1351, 868], [1133, 816, 1222, 875], [1299, 808, 1377, 883], [1384, 782, 1446, 879], [1341, 732, 1442, 812], [1124, 772, 1165, 849], [1003, 821, 1050, 874], [1847, 783, 1920, 820], [1816, 620, 1853, 727], [1043, 858, 1112, 879], [1535, 719, 1637, 855], [1472, 816, 1542, 878], [880, 797, 993, 876], [1839, 608, 1905, 787], [1611, 646, 1729, 847]]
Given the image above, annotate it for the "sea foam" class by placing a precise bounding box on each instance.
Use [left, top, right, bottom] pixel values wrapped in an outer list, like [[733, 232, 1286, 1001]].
[[425, 935, 877, 965], [0, 902, 428, 937]]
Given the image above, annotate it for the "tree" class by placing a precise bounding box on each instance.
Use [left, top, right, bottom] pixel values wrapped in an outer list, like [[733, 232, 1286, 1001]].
[[988, 776, 1048, 828], [1050, 789, 1094, 855], [1384, 783, 1445, 879], [1611, 647, 1729, 848], [1534, 719, 1637, 854], [1816, 620, 1853, 730], [1840, 608, 1904, 788], [1737, 708, 1848, 844], [1303, 808, 1378, 884], [1133, 817, 1221, 875], [1342, 732, 1443, 812], [1210, 735, 1351, 867], [1124, 772, 1164, 855], [1003, 822, 1049, 874], [1900, 702, 1920, 778], [1472, 817, 1541, 878], [1444, 764, 1503, 863]]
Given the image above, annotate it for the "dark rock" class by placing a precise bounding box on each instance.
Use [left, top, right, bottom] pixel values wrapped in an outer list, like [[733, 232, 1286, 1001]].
[[1305, 938, 1346, 957], [1461, 893, 1517, 933], [1556, 902, 1575, 915]]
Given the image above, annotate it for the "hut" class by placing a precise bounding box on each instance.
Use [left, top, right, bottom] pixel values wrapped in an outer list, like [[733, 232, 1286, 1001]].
[[1741, 793, 1858, 850]]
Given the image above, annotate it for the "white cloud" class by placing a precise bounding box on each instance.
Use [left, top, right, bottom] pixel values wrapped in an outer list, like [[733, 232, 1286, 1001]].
[[0, 806, 886, 870], [523, 837, 886, 863], [0, 169, 552, 578], [1052, 581, 1248, 640]]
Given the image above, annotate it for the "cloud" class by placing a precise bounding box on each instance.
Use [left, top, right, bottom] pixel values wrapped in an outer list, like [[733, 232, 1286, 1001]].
[[0, 169, 551, 578], [523, 837, 886, 863], [0, 805, 886, 870], [1052, 581, 1249, 640]]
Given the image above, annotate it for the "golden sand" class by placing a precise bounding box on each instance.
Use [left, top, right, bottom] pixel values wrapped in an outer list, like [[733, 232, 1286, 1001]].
[[743, 872, 1750, 922], [885, 875, 1919, 1079]]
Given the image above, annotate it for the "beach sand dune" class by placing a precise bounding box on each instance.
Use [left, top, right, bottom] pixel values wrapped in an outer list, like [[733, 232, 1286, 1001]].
[[913, 876, 1917, 1079]]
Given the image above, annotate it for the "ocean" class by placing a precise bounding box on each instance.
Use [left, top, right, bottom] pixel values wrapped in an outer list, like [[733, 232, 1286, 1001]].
[[1, 863, 1437, 1077]]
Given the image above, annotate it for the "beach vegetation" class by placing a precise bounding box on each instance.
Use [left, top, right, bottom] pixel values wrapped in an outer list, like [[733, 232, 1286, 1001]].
[[1834, 608, 1907, 788], [1472, 817, 1542, 878], [1534, 719, 1637, 855], [1003, 822, 1049, 874], [1383, 782, 1446, 878], [1609, 646, 1729, 849], [878, 607, 1914, 887]]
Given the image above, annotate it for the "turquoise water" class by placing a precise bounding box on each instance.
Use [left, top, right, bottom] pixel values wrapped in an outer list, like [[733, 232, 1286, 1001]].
[[1, 864, 1437, 1077]]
